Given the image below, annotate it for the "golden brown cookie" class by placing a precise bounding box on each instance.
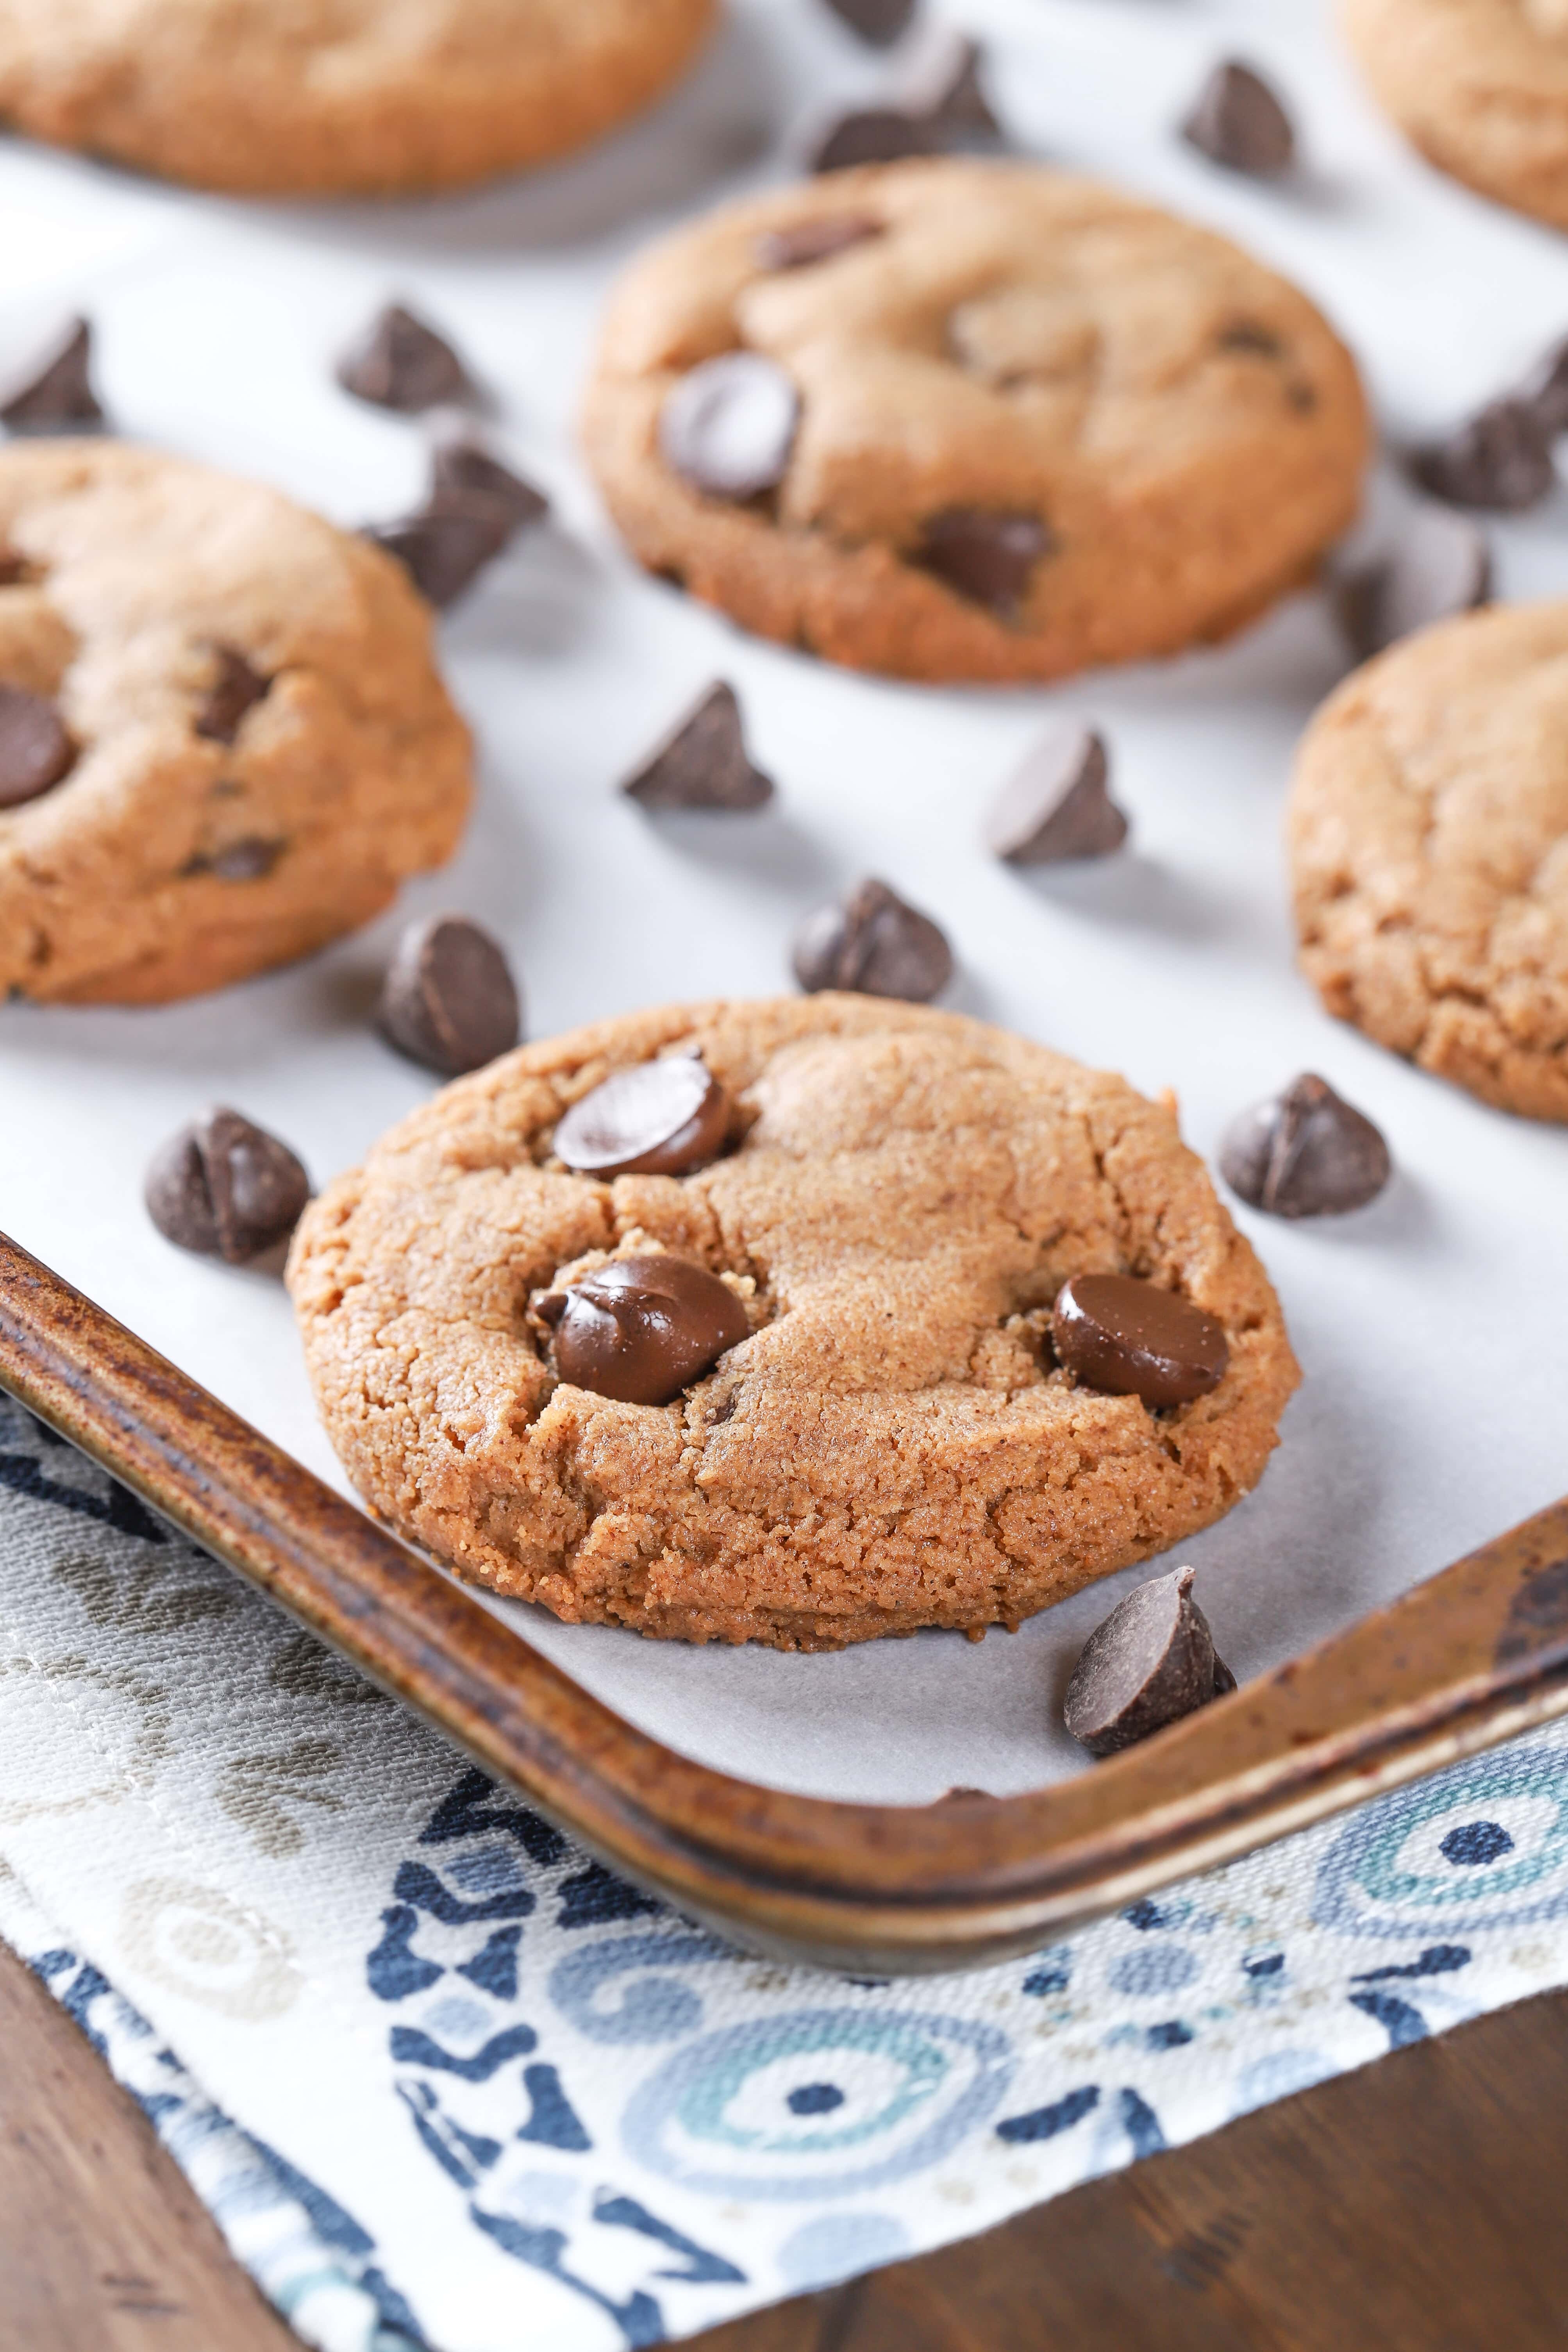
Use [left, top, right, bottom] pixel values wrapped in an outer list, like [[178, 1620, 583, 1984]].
[[288, 996, 1300, 1649], [0, 441, 471, 1005], [580, 159, 1369, 686], [1341, 0, 1568, 232], [0, 0, 717, 198], [1290, 600, 1568, 1122]]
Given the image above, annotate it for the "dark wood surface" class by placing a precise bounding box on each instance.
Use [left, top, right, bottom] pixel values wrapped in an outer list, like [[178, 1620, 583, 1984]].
[[5, 1934, 1567, 2352]]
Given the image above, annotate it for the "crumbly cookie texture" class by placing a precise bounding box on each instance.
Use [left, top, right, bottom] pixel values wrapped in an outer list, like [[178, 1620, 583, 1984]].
[[1341, 0, 1568, 232], [0, 441, 471, 1005], [1291, 602, 1568, 1123], [580, 159, 1369, 686], [0, 0, 716, 197], [288, 997, 1300, 1649]]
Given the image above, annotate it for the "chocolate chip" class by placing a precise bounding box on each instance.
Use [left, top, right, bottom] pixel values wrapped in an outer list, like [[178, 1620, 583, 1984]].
[[1335, 507, 1491, 661], [822, 0, 916, 45], [916, 507, 1052, 616], [810, 109, 947, 173], [1064, 1567, 1232, 1757], [0, 316, 105, 434], [1519, 335, 1568, 436], [1218, 320, 1286, 357], [365, 493, 514, 609], [548, 1255, 750, 1407], [659, 353, 800, 502], [754, 215, 885, 271], [621, 682, 774, 812], [201, 838, 282, 882], [1052, 1273, 1228, 1409], [337, 304, 473, 413], [1220, 1073, 1391, 1219], [792, 877, 954, 1002], [985, 722, 1127, 864], [897, 31, 999, 141], [1413, 398, 1556, 513], [0, 686, 75, 808], [145, 1107, 311, 1265], [195, 647, 270, 745], [378, 914, 521, 1077], [429, 422, 549, 534], [1181, 61, 1296, 178], [554, 1057, 732, 1179]]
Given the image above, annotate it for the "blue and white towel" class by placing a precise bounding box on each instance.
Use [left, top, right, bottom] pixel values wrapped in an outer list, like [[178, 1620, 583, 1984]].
[[4, 1390, 1567, 2352]]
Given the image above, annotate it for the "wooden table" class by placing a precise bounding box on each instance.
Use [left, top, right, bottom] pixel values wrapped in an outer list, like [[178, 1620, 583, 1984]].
[[4, 1936, 1566, 2352]]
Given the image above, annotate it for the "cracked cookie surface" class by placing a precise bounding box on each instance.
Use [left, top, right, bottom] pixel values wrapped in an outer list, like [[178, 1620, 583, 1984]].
[[0, 441, 471, 1005], [288, 996, 1300, 1648], [580, 158, 1369, 686], [1341, 0, 1568, 231], [1290, 600, 1568, 1122], [0, 0, 716, 196]]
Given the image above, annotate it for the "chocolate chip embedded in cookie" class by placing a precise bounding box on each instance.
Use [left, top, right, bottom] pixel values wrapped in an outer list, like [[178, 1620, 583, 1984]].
[[1290, 600, 1568, 1121], [582, 159, 1369, 684], [0, 0, 719, 197], [0, 441, 471, 1005], [287, 996, 1300, 1648]]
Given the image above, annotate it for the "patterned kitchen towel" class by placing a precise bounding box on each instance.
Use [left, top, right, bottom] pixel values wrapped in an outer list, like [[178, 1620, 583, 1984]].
[[4, 1388, 1568, 2352]]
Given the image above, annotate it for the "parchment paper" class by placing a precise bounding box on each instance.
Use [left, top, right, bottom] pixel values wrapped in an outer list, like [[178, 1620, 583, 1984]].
[[1, 0, 1564, 1804]]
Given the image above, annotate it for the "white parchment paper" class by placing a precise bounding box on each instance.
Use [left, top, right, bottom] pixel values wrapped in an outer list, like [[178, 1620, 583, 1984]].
[[0, 0, 1564, 1805]]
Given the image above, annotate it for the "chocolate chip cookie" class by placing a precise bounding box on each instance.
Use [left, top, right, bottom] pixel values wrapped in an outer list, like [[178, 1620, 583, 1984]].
[[1290, 600, 1568, 1122], [288, 996, 1300, 1648], [1341, 0, 1568, 232], [580, 159, 1368, 685], [0, 0, 716, 197], [0, 441, 470, 1005]]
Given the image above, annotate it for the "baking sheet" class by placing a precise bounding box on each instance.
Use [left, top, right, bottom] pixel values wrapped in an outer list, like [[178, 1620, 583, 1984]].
[[1, 0, 1564, 1805]]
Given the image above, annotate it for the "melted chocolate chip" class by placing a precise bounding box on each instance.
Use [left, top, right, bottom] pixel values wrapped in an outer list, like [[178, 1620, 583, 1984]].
[[1220, 1073, 1391, 1219], [337, 304, 473, 413], [1052, 1273, 1228, 1409], [754, 215, 885, 271], [792, 877, 954, 1002], [554, 1058, 731, 1179], [548, 1255, 750, 1406], [659, 353, 801, 502], [811, 109, 946, 173], [145, 1107, 310, 1265], [1181, 60, 1296, 178], [429, 422, 549, 533], [0, 316, 105, 434], [1336, 507, 1491, 661], [199, 838, 283, 882], [378, 914, 521, 1077], [1065, 1567, 1233, 1757], [916, 507, 1052, 616], [1413, 398, 1556, 513], [622, 682, 773, 812], [195, 647, 270, 745], [0, 686, 75, 807], [985, 722, 1127, 864], [1218, 320, 1286, 357], [365, 493, 513, 609], [822, 0, 916, 44]]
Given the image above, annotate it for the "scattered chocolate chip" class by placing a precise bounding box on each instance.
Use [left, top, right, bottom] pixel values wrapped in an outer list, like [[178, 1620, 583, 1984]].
[[0, 316, 105, 434], [1220, 1073, 1391, 1219], [1064, 1567, 1233, 1758], [916, 507, 1052, 616], [195, 647, 270, 745], [897, 30, 999, 141], [1335, 506, 1491, 661], [0, 686, 75, 807], [365, 493, 514, 609], [1052, 1273, 1229, 1409], [1519, 335, 1568, 436], [337, 304, 473, 413], [554, 1057, 732, 1179], [811, 109, 947, 172], [144, 1107, 310, 1265], [548, 1254, 750, 1407], [822, 0, 916, 44], [754, 215, 885, 271], [430, 418, 550, 534], [1181, 60, 1296, 178], [621, 682, 773, 813], [659, 353, 800, 502], [792, 877, 954, 1002], [985, 722, 1127, 864], [1413, 398, 1555, 513], [378, 913, 521, 1077], [200, 838, 283, 882]]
